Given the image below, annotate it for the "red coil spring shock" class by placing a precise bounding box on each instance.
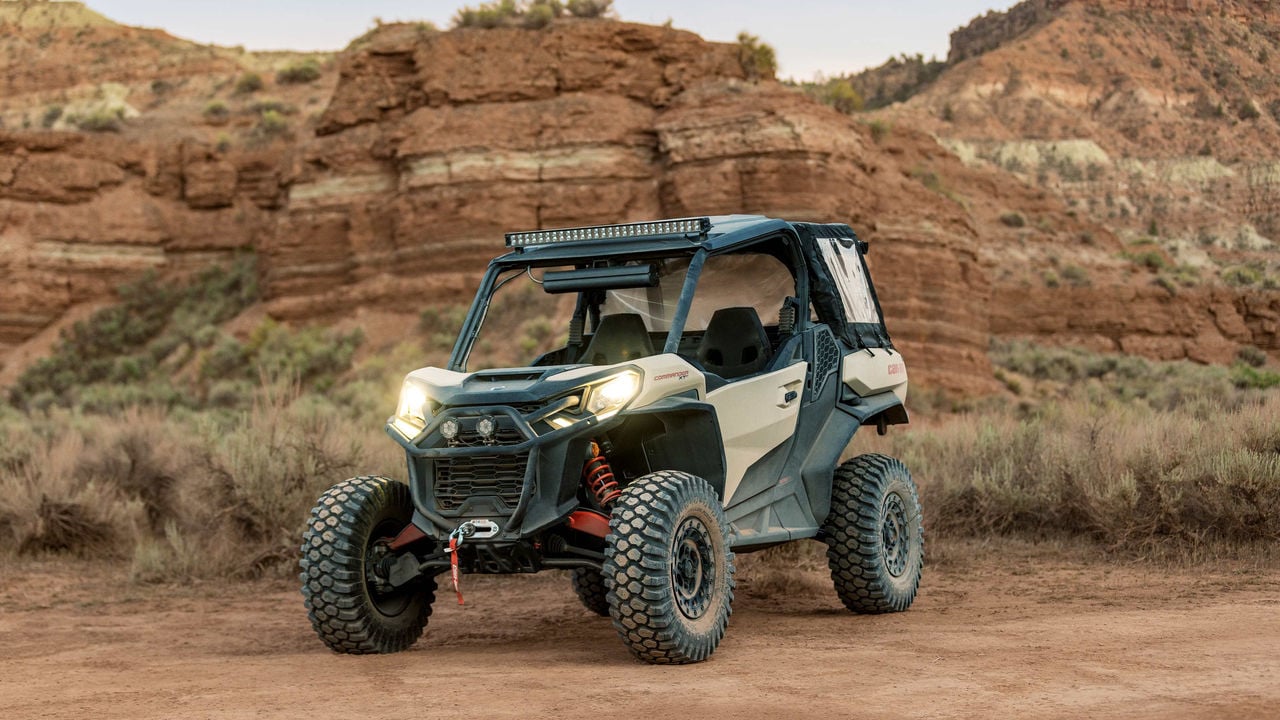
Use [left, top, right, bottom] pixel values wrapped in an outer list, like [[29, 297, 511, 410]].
[[583, 441, 621, 507]]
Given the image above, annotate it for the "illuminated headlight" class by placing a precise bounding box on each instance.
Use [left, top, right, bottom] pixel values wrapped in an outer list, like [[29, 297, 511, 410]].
[[583, 371, 640, 418], [391, 381, 431, 438]]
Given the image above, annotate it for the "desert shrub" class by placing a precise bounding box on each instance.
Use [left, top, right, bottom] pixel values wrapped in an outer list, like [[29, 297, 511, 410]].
[[817, 79, 864, 114], [275, 59, 321, 85], [1231, 364, 1280, 390], [0, 381, 395, 577], [248, 99, 296, 115], [999, 212, 1026, 228], [736, 32, 777, 81], [1238, 100, 1262, 121], [884, 395, 1280, 554], [1222, 265, 1261, 286], [9, 257, 258, 408], [521, 0, 559, 28], [199, 320, 363, 392], [1126, 250, 1167, 271], [202, 100, 229, 122], [1060, 264, 1090, 287], [1237, 346, 1268, 368], [452, 0, 609, 28], [234, 72, 264, 94], [567, 0, 612, 17], [454, 0, 522, 28], [255, 109, 288, 137], [867, 120, 890, 143], [40, 105, 63, 128], [990, 340, 1246, 411], [68, 107, 123, 132]]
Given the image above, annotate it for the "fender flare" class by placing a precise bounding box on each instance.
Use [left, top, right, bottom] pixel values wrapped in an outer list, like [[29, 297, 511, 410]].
[[837, 389, 909, 428]]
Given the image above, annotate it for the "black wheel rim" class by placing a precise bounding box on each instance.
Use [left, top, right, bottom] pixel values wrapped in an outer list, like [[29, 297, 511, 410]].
[[881, 492, 910, 577], [671, 516, 716, 620], [365, 519, 415, 617]]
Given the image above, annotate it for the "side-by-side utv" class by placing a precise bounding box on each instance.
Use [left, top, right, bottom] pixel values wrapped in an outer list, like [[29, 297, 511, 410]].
[[300, 215, 923, 664]]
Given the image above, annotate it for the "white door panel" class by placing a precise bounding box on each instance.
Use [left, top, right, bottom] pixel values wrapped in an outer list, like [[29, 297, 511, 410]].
[[706, 362, 807, 504]]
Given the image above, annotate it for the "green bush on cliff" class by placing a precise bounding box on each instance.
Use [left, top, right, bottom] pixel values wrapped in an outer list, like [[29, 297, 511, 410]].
[[68, 107, 124, 132], [234, 72, 264, 94], [455, 0, 519, 27], [9, 257, 260, 409], [275, 59, 322, 85], [453, 0, 612, 27], [736, 32, 777, 80], [565, 0, 613, 18]]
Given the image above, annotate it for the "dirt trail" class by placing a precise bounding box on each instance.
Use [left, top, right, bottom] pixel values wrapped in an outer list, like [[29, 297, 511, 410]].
[[1, 550, 1278, 720]]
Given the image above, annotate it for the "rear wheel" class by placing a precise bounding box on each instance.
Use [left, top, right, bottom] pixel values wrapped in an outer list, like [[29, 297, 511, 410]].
[[299, 476, 436, 654], [821, 454, 923, 613], [603, 471, 735, 664], [570, 568, 610, 616]]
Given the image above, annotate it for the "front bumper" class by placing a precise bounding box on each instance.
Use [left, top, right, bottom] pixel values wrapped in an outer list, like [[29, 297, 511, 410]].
[[386, 404, 622, 543]]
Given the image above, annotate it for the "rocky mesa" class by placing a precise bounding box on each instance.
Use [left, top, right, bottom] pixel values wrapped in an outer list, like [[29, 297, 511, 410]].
[[2, 0, 1278, 394]]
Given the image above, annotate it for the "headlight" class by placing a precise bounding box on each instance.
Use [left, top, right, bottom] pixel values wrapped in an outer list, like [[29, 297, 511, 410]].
[[585, 372, 639, 416], [392, 381, 432, 438]]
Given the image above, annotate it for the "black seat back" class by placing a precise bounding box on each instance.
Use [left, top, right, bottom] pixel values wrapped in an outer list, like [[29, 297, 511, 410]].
[[579, 313, 655, 365], [697, 307, 770, 379]]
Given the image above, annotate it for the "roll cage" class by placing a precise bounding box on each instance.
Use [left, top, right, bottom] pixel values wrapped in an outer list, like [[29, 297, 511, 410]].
[[448, 216, 835, 373]]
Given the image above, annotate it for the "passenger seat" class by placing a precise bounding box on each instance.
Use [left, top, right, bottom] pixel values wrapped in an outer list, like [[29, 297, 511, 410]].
[[697, 307, 770, 380]]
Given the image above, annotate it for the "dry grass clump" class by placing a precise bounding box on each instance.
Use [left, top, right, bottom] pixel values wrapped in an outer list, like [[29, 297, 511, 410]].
[[0, 383, 397, 581], [881, 394, 1280, 559]]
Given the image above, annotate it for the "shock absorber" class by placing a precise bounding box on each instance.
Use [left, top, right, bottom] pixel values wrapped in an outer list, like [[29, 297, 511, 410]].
[[583, 440, 621, 508]]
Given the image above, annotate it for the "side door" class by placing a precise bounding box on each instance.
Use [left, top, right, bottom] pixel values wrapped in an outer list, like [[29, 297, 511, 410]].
[[674, 247, 806, 506], [707, 362, 806, 503]]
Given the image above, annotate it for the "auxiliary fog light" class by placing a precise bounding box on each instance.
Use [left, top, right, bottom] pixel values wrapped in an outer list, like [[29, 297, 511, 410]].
[[439, 418, 460, 440], [476, 416, 497, 438]]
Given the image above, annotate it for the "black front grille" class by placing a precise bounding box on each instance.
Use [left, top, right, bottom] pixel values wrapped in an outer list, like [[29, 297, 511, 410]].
[[434, 451, 529, 510]]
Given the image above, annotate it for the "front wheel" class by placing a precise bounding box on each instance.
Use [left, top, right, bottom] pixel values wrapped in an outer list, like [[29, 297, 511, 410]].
[[299, 476, 436, 654], [821, 454, 924, 613], [603, 471, 735, 664]]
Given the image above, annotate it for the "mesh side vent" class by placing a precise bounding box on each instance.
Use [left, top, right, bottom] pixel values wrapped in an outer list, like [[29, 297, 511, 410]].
[[812, 328, 840, 399]]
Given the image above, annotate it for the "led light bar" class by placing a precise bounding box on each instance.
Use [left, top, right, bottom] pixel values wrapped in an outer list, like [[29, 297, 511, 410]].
[[505, 217, 711, 247]]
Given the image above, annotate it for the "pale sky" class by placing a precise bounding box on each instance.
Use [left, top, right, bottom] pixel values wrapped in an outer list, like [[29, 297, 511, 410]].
[[81, 0, 1020, 79]]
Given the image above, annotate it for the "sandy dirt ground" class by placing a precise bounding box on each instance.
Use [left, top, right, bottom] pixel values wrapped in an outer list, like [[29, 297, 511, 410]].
[[1, 545, 1278, 720]]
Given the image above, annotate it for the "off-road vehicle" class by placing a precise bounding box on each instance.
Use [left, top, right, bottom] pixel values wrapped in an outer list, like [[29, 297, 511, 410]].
[[300, 215, 922, 664]]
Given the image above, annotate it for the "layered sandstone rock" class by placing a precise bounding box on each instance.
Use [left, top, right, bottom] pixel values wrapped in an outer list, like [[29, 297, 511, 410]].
[[3, 4, 1277, 396], [261, 22, 1002, 391]]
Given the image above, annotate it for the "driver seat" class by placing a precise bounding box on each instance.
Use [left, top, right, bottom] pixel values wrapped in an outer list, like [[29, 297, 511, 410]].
[[697, 307, 770, 380], [579, 313, 654, 365]]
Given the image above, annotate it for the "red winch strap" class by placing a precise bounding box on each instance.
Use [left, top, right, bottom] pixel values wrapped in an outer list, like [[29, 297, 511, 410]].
[[449, 536, 464, 605]]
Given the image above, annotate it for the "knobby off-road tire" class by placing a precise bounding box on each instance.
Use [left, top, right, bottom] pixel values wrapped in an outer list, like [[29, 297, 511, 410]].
[[603, 471, 735, 664], [570, 568, 610, 617], [299, 476, 436, 654], [822, 454, 924, 614]]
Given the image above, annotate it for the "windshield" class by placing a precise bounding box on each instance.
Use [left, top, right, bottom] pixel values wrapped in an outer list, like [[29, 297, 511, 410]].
[[463, 257, 692, 370], [458, 250, 797, 371]]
